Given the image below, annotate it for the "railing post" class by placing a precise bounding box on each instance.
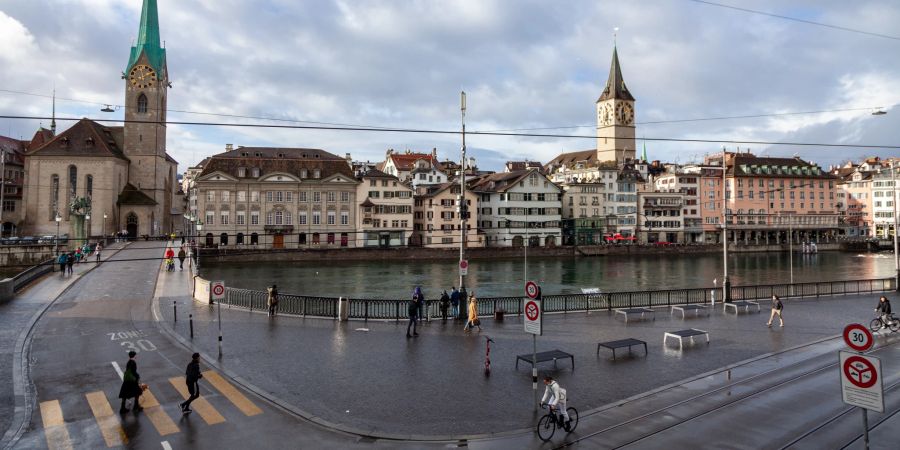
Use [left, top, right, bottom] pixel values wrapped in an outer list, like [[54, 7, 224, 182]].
[[564, 296, 568, 314], [303, 297, 307, 317], [364, 300, 369, 322], [396, 301, 400, 323]]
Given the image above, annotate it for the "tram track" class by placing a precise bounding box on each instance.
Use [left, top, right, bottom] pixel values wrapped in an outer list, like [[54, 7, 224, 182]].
[[554, 337, 900, 450]]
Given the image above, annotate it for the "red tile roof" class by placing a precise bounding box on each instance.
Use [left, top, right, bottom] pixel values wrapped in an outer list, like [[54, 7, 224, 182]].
[[389, 153, 437, 170]]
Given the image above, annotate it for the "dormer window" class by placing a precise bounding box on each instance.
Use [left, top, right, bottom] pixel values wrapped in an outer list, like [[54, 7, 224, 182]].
[[251, 168, 260, 177], [85, 137, 94, 146], [241, 152, 249, 157], [237, 168, 246, 177], [300, 169, 308, 178], [255, 152, 262, 157], [313, 169, 320, 179], [278, 153, 285, 158], [60, 137, 69, 147]]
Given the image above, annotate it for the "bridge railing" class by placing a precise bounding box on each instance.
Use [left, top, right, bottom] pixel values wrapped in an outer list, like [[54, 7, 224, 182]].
[[216, 277, 895, 321]]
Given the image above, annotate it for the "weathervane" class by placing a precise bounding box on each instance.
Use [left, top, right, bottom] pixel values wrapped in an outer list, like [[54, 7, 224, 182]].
[[614, 27, 619, 45]]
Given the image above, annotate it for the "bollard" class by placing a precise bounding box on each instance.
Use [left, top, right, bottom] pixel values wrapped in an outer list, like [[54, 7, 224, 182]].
[[173, 300, 177, 323], [189, 314, 194, 339]]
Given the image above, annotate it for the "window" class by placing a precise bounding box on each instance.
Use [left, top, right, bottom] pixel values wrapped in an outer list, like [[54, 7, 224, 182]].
[[222, 191, 230, 202], [251, 233, 259, 245], [137, 94, 148, 113], [275, 191, 283, 202], [251, 191, 259, 202], [327, 192, 336, 202], [340, 211, 349, 225], [313, 211, 321, 225], [238, 168, 246, 177], [86, 175, 93, 198], [327, 211, 336, 225], [251, 168, 260, 178], [3, 200, 15, 212], [236, 211, 245, 225], [50, 174, 59, 220], [299, 212, 307, 225], [275, 211, 283, 225], [313, 169, 320, 179], [251, 211, 259, 225], [285, 212, 293, 225], [327, 233, 335, 244], [313, 192, 321, 202], [299, 191, 307, 202], [341, 192, 350, 202], [266, 212, 274, 225], [237, 191, 246, 202], [300, 169, 308, 179], [220, 212, 229, 225], [266, 191, 274, 202], [206, 212, 214, 225], [236, 233, 244, 244], [207, 191, 215, 202], [286, 191, 293, 202]]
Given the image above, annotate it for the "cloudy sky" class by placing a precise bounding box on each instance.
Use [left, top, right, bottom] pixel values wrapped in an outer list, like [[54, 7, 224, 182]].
[[1, 0, 898, 172]]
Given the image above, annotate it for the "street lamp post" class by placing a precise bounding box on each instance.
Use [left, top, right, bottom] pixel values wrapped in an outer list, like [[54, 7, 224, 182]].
[[54, 214, 61, 256], [196, 221, 203, 274], [102, 213, 107, 244], [720, 149, 731, 302], [85, 214, 91, 242], [891, 163, 900, 291], [458, 91, 468, 317]]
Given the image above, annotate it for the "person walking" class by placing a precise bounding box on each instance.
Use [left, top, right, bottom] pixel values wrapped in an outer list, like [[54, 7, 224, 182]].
[[450, 287, 460, 319], [65, 252, 75, 275], [267, 284, 279, 317], [464, 293, 481, 332], [95, 243, 102, 264], [118, 350, 143, 413], [414, 286, 425, 323], [57, 253, 67, 276], [177, 247, 187, 271], [179, 352, 203, 414], [406, 294, 419, 338], [767, 294, 784, 327], [439, 290, 450, 322]]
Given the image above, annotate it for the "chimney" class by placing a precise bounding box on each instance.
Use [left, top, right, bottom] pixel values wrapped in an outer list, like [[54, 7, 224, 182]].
[[432, 147, 437, 160], [225, 143, 233, 151], [345, 153, 351, 161]]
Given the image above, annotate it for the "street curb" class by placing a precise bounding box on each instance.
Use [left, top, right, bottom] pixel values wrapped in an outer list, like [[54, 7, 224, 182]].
[[0, 243, 131, 450]]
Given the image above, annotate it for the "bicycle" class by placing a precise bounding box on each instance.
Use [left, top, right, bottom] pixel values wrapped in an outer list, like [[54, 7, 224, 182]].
[[869, 313, 899, 333], [536, 404, 579, 442]]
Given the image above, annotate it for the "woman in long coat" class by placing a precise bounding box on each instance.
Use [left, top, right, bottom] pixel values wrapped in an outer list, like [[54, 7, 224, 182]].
[[464, 293, 481, 332], [118, 351, 143, 413]]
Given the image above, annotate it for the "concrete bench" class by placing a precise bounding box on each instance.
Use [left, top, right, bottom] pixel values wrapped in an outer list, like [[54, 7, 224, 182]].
[[614, 307, 655, 322], [597, 338, 648, 360], [671, 304, 710, 319], [664, 329, 710, 350], [724, 300, 760, 314], [516, 350, 575, 370]]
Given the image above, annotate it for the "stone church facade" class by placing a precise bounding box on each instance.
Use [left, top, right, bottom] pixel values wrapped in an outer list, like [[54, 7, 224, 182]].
[[22, 0, 177, 238]]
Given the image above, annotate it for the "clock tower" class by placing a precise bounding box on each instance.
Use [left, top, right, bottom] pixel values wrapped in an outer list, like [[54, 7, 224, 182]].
[[596, 46, 635, 164], [122, 0, 175, 234]]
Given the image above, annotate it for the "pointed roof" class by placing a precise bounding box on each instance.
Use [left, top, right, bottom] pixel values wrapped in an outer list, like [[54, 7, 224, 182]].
[[597, 46, 634, 102], [26, 118, 128, 160], [126, 0, 166, 77], [118, 183, 158, 206]]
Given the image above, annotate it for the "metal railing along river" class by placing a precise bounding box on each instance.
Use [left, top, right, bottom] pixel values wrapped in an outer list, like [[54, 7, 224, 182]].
[[214, 277, 896, 321]]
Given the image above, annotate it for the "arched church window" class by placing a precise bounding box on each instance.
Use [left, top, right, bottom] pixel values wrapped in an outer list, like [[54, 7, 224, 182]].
[[50, 174, 59, 220], [68, 166, 77, 197], [137, 94, 148, 113], [86, 175, 93, 199]]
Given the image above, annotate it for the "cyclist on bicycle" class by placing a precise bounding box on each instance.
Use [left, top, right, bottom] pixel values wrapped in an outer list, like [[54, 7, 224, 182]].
[[875, 296, 893, 328], [540, 375, 570, 430]]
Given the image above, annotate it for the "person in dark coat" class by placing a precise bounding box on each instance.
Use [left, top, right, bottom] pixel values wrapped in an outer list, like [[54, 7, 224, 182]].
[[414, 286, 425, 322], [65, 252, 75, 275], [57, 253, 67, 276], [177, 247, 186, 271], [450, 287, 460, 319], [406, 296, 419, 338], [118, 350, 143, 413], [439, 290, 450, 321], [180, 352, 203, 413]]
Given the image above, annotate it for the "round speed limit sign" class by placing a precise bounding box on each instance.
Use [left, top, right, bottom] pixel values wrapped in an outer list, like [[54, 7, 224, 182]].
[[843, 323, 874, 352], [525, 281, 539, 299]]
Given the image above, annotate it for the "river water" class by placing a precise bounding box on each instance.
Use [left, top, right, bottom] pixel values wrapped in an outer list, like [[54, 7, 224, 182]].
[[199, 251, 897, 299]]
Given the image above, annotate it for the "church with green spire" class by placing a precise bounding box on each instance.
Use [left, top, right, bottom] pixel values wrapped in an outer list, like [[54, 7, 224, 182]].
[[23, 0, 178, 239]]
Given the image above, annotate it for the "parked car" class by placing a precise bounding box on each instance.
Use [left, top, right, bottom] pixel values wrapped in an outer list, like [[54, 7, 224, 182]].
[[19, 236, 36, 245], [1, 236, 19, 245], [38, 235, 56, 244]]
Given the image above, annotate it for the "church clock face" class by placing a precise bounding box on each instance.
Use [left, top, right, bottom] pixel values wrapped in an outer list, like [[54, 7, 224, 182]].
[[129, 64, 156, 89], [623, 103, 634, 125], [615, 103, 625, 123], [599, 103, 613, 126]]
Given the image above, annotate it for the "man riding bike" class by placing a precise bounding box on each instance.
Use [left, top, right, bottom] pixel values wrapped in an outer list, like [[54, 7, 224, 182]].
[[540, 375, 570, 430], [875, 296, 893, 329]]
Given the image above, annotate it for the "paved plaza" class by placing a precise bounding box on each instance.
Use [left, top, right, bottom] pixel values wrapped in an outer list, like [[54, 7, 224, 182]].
[[158, 265, 890, 437]]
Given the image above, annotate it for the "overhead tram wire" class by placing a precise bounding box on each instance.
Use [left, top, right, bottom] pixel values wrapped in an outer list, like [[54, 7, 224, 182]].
[[2, 115, 899, 150], [2, 87, 893, 134], [686, 0, 900, 42]]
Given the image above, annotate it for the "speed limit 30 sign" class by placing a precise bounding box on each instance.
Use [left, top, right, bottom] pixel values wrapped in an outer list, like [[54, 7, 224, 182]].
[[210, 280, 226, 302], [843, 323, 874, 352]]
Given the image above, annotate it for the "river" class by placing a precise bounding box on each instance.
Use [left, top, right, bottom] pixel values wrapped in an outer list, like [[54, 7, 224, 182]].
[[198, 250, 898, 299]]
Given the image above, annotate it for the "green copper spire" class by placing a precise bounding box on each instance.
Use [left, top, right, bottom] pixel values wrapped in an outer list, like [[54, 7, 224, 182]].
[[125, 0, 166, 78]]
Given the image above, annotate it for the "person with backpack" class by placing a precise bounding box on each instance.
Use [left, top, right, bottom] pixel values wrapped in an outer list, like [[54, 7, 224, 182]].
[[767, 294, 784, 327], [179, 353, 203, 414], [66, 252, 75, 275], [439, 290, 450, 322], [406, 293, 419, 338], [541, 375, 570, 430]]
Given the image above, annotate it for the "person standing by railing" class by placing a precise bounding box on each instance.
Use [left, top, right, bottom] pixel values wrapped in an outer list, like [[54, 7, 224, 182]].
[[267, 284, 279, 317], [439, 290, 450, 322], [414, 286, 425, 323], [406, 294, 419, 338], [450, 287, 461, 319]]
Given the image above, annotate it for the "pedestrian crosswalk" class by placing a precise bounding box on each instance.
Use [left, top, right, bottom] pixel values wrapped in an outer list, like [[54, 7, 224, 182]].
[[38, 369, 263, 448]]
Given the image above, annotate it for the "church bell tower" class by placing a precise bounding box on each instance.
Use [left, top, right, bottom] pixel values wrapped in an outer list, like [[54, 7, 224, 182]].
[[596, 46, 636, 164], [123, 0, 168, 192]]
